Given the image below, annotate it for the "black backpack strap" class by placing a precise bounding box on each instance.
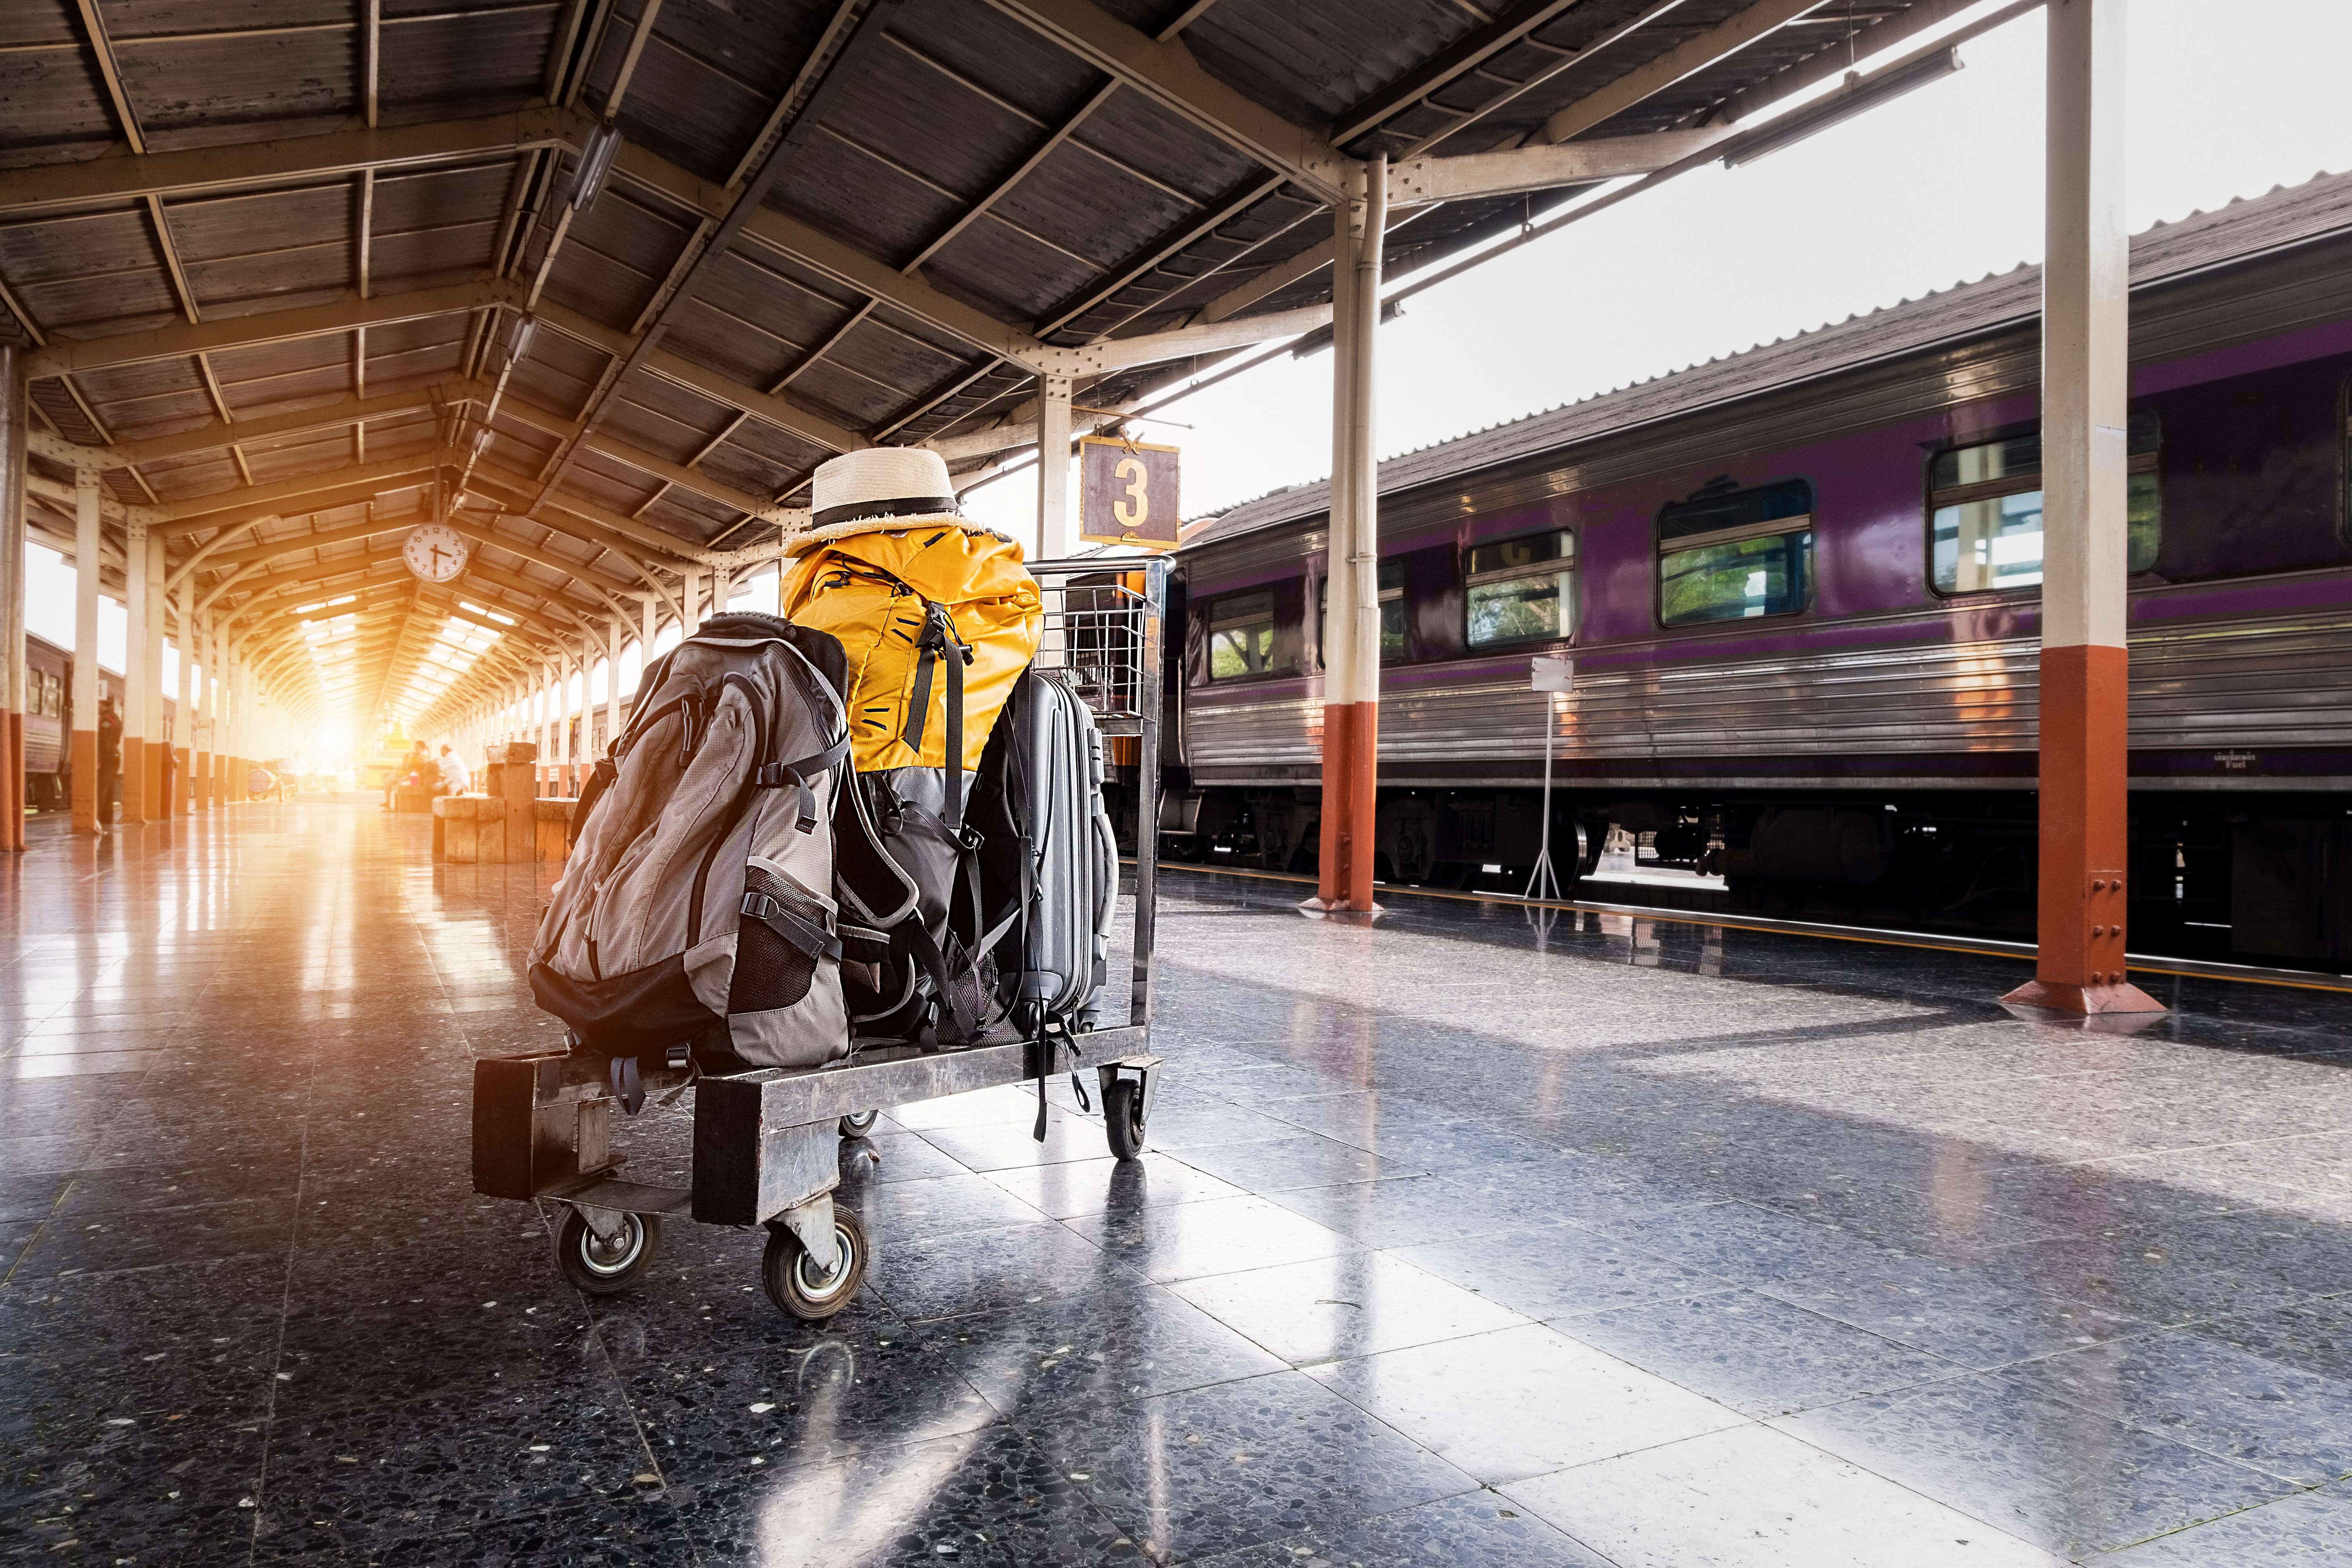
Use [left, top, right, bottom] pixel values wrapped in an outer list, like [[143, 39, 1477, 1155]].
[[755, 731, 851, 833], [897, 919, 978, 1046], [900, 602, 972, 833], [569, 756, 618, 849], [739, 890, 843, 962]]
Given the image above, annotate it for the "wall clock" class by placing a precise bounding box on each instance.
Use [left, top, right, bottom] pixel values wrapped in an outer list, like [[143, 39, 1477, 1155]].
[[403, 523, 469, 583]]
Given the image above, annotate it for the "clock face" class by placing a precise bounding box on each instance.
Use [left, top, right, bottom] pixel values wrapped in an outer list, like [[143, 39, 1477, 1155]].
[[403, 523, 469, 583]]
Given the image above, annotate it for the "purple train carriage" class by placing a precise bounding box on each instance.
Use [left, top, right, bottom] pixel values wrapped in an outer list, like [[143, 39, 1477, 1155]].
[[20, 632, 178, 812], [1146, 172, 2352, 971]]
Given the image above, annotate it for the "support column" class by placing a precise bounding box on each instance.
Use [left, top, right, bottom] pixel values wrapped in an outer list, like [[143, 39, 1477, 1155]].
[[1035, 373, 1073, 562], [174, 585, 193, 822], [682, 568, 703, 636], [604, 617, 621, 761], [2004, 0, 2160, 1016], [174, 585, 194, 815], [70, 469, 100, 835], [143, 530, 165, 818], [122, 516, 148, 823], [194, 618, 212, 811], [0, 346, 23, 851], [1312, 156, 1386, 914]]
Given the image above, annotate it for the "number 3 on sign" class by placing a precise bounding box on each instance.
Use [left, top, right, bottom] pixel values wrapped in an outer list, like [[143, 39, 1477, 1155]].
[[1078, 434, 1180, 548], [1113, 457, 1149, 530]]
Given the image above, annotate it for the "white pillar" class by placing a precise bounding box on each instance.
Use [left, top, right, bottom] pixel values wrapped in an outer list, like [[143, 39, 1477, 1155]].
[[1313, 155, 1386, 912], [175, 583, 194, 815], [143, 529, 164, 818], [1036, 373, 1073, 562], [604, 617, 621, 757], [0, 346, 22, 851], [2005, 0, 2158, 1015], [71, 469, 100, 833]]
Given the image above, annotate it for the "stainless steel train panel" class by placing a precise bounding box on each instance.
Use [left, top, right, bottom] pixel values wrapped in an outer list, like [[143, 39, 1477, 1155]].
[[1185, 602, 2352, 788]]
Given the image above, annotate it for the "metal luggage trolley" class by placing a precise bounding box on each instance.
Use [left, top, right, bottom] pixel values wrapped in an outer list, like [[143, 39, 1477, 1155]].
[[470, 556, 1168, 1322]]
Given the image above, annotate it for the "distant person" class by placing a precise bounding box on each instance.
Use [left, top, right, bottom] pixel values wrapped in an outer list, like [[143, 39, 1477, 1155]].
[[96, 697, 122, 828], [381, 740, 430, 811], [437, 744, 471, 795]]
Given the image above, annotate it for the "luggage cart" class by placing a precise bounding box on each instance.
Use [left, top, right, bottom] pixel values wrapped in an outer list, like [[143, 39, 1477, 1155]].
[[470, 557, 1169, 1322]]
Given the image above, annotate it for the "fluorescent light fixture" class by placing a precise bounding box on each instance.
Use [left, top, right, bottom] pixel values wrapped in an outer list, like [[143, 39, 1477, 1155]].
[[1722, 45, 1964, 169], [568, 123, 622, 213], [505, 314, 538, 367]]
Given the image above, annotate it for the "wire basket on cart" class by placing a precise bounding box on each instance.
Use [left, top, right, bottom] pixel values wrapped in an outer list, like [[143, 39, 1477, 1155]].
[[470, 556, 1169, 1322]]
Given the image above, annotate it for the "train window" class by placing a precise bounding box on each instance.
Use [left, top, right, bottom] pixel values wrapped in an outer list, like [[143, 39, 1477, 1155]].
[[1315, 561, 1410, 662], [1929, 411, 2161, 593], [1656, 479, 1812, 626], [1206, 589, 1278, 679], [1465, 530, 1576, 646]]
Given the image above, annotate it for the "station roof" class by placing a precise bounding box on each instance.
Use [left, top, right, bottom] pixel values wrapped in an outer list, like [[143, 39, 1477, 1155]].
[[0, 0, 1991, 732], [1191, 167, 2352, 553]]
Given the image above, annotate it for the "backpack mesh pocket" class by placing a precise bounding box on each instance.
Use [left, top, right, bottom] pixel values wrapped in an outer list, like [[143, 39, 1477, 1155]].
[[729, 867, 828, 1013]]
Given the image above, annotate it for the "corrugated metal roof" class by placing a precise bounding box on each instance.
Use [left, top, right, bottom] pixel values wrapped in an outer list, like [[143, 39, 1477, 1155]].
[[0, 0, 1972, 727]]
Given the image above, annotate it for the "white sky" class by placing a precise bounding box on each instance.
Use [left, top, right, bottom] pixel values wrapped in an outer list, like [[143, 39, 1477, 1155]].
[[963, 0, 2352, 537]]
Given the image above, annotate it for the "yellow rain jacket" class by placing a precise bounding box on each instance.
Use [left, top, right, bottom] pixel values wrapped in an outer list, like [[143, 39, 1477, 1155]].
[[780, 517, 1042, 773]]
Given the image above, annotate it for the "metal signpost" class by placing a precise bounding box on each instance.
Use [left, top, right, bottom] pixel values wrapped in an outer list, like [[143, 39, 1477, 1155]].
[[1524, 654, 1572, 901]]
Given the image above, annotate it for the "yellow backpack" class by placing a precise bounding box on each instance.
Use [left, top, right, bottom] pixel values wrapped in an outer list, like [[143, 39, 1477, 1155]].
[[780, 519, 1042, 777]]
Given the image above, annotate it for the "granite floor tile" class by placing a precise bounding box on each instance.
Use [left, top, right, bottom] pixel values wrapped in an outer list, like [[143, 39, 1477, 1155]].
[[1187, 1487, 1617, 1568], [1307, 1322, 1746, 1485], [1503, 1423, 2063, 1567], [1776, 1372, 2302, 1558], [2104, 1478, 2352, 1564], [1024, 1370, 1479, 1564], [1553, 1289, 1969, 1417], [1174, 1249, 1529, 1366]]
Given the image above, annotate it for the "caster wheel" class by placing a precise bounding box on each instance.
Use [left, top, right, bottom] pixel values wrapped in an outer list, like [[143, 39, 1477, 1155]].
[[556, 1208, 659, 1296], [838, 1109, 879, 1139], [1103, 1077, 1146, 1161], [762, 1206, 867, 1323]]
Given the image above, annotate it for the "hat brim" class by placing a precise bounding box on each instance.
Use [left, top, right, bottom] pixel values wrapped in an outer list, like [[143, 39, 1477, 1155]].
[[783, 512, 1011, 557]]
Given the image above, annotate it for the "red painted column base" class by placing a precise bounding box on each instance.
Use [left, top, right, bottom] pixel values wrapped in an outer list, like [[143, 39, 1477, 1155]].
[[1999, 643, 2164, 1015], [1306, 700, 1382, 916]]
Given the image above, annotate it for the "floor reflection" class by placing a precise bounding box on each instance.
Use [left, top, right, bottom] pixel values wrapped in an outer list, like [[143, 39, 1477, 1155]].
[[2, 816, 2349, 1565]]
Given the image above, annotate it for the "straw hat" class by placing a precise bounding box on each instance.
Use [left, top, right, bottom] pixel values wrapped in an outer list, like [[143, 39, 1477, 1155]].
[[786, 446, 955, 540]]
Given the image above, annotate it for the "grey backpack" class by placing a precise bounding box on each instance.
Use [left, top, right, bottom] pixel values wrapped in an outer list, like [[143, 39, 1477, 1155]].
[[530, 612, 855, 1080]]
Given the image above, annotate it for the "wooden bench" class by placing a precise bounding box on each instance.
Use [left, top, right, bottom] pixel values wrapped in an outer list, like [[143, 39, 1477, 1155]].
[[433, 791, 577, 863]]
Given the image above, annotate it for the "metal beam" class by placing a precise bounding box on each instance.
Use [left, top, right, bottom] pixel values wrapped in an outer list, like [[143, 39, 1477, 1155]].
[[37, 384, 481, 474], [1331, 0, 1588, 147], [26, 281, 515, 379], [0, 105, 576, 216], [159, 460, 441, 535], [1387, 128, 1735, 205], [1039, 301, 1332, 376], [1536, 0, 1828, 146], [72, 0, 146, 156], [983, 0, 1343, 201], [483, 391, 801, 523]]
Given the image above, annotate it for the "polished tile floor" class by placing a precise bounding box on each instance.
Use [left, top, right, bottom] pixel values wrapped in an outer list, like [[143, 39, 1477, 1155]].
[[3, 806, 2351, 1565]]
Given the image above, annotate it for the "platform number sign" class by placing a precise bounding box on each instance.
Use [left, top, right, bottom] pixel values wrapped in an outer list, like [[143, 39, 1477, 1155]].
[[1080, 436, 1180, 549]]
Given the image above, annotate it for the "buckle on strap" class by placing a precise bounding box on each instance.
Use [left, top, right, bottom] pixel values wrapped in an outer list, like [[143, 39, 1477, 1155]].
[[956, 820, 985, 852], [753, 762, 800, 789], [741, 891, 782, 920]]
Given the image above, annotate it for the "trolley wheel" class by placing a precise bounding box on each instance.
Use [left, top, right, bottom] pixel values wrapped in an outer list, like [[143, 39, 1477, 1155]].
[[1103, 1077, 1147, 1162], [762, 1206, 867, 1324], [556, 1208, 659, 1296], [838, 1109, 879, 1140]]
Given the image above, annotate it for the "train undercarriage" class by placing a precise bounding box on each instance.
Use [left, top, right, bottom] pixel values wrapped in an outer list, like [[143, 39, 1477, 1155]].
[[1111, 782, 2352, 972]]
